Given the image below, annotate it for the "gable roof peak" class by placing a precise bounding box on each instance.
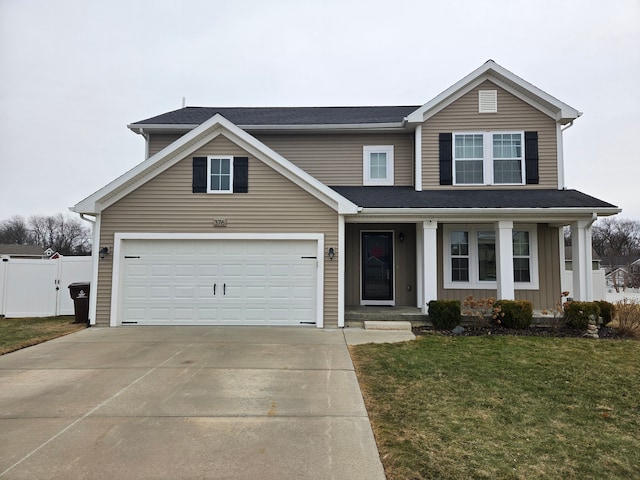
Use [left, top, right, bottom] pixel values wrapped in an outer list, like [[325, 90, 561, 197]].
[[406, 60, 581, 125]]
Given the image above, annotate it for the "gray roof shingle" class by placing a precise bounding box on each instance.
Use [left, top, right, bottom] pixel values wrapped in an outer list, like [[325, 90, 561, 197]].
[[131, 106, 421, 127], [330, 187, 618, 210]]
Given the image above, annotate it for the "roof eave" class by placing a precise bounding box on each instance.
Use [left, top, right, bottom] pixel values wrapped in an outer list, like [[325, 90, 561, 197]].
[[128, 122, 409, 134], [351, 206, 621, 221]]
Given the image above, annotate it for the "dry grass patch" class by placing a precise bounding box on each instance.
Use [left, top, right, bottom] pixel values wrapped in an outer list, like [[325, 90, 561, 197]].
[[0, 316, 86, 355], [351, 335, 640, 480]]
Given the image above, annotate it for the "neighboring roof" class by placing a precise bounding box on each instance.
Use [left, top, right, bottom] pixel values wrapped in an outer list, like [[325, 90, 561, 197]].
[[330, 187, 619, 213], [600, 255, 640, 268], [0, 244, 45, 256], [72, 114, 359, 215], [406, 60, 581, 125], [129, 106, 420, 131], [564, 246, 601, 261]]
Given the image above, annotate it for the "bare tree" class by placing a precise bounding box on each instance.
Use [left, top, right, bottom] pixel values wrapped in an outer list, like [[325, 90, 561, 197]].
[[28, 214, 91, 255], [0, 215, 30, 244], [592, 218, 640, 257], [0, 214, 91, 255]]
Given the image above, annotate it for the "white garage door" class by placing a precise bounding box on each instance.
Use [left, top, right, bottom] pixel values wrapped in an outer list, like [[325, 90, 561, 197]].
[[119, 239, 318, 326]]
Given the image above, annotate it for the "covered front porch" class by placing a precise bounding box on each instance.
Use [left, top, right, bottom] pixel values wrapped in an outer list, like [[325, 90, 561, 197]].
[[341, 217, 600, 317]]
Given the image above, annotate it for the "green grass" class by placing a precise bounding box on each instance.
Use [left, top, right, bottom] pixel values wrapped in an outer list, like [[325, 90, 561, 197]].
[[0, 316, 86, 355], [350, 335, 640, 480]]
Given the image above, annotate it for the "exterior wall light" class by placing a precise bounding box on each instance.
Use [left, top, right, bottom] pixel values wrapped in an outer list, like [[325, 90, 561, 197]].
[[328, 247, 335, 260], [399, 232, 405, 242], [99, 246, 109, 260]]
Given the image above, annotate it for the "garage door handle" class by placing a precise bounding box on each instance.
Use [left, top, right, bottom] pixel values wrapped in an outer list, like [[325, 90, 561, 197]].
[[224, 283, 226, 295], [213, 284, 216, 295]]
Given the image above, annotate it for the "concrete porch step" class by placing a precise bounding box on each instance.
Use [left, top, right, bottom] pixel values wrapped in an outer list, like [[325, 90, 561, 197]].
[[364, 321, 413, 331]]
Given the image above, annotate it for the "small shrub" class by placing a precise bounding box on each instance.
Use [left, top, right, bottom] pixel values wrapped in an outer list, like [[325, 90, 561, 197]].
[[462, 296, 495, 317], [594, 300, 616, 325], [428, 300, 461, 329], [492, 300, 533, 329], [564, 301, 601, 330], [611, 299, 640, 338]]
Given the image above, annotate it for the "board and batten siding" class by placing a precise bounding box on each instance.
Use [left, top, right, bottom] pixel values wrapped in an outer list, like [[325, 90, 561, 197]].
[[436, 224, 561, 310], [255, 133, 414, 186], [422, 80, 559, 189], [96, 134, 339, 327]]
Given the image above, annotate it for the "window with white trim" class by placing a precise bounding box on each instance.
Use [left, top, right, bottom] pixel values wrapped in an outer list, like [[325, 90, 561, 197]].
[[444, 225, 538, 290], [363, 145, 394, 186], [207, 156, 233, 193], [453, 132, 524, 185]]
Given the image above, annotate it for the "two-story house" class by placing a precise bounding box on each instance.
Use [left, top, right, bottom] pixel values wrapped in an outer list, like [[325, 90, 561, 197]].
[[72, 60, 620, 327]]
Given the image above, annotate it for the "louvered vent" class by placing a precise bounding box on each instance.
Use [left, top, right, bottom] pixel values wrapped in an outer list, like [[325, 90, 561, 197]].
[[479, 90, 497, 113]]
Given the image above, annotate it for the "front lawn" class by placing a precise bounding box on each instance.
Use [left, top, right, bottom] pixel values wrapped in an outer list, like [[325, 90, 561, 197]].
[[0, 316, 86, 355], [350, 335, 640, 480]]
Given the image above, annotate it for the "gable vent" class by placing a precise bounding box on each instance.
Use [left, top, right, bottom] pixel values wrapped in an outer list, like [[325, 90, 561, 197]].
[[479, 90, 497, 113]]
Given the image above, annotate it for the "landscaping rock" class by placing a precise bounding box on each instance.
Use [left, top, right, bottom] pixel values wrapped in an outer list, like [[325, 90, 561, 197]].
[[451, 325, 466, 335]]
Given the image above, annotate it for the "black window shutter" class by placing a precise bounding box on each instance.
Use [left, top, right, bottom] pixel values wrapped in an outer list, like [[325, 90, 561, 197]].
[[439, 133, 453, 185], [233, 157, 249, 193], [192, 157, 207, 193], [524, 131, 539, 184]]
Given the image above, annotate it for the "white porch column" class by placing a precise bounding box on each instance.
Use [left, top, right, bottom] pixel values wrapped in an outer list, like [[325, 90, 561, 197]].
[[571, 220, 594, 301], [416, 223, 424, 308], [495, 221, 515, 300], [422, 220, 438, 313]]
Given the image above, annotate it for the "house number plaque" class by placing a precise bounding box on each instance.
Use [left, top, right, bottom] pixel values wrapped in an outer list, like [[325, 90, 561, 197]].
[[213, 219, 227, 227]]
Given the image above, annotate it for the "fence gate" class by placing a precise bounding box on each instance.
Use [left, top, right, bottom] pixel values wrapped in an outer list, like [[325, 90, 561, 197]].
[[0, 256, 92, 318]]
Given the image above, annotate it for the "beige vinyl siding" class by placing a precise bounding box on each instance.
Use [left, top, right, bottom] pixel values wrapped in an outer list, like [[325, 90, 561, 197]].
[[345, 223, 417, 306], [422, 80, 558, 189], [255, 133, 414, 186], [148, 133, 185, 157], [437, 224, 560, 310], [96, 134, 339, 327]]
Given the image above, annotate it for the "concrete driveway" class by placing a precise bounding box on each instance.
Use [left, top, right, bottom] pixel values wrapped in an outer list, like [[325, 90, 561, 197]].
[[0, 327, 390, 479]]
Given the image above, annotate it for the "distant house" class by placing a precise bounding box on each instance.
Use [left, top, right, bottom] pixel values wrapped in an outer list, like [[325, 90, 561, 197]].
[[604, 258, 640, 290], [564, 247, 601, 271], [0, 244, 46, 259]]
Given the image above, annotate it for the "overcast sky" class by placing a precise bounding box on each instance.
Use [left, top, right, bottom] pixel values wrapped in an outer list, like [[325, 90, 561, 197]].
[[1, 0, 639, 222]]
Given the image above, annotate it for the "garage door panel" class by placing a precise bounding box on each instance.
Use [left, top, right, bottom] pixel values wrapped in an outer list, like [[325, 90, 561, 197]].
[[120, 239, 318, 326]]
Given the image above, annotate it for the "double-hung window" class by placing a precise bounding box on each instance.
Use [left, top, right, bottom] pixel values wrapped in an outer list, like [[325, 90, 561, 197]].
[[363, 146, 394, 186], [453, 132, 524, 185], [207, 156, 233, 193], [444, 225, 537, 289]]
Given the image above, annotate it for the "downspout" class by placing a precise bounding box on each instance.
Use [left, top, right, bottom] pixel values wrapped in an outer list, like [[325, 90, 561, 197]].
[[139, 128, 151, 159], [557, 118, 577, 190], [78, 212, 100, 326]]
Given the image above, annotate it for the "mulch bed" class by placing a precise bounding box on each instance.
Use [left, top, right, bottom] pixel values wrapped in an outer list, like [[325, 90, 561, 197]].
[[413, 325, 630, 340]]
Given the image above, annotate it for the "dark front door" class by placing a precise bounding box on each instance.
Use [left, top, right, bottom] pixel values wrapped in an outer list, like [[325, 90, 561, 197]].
[[361, 232, 394, 303]]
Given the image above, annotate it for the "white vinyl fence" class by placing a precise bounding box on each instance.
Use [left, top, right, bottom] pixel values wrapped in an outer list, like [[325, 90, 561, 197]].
[[0, 256, 92, 318]]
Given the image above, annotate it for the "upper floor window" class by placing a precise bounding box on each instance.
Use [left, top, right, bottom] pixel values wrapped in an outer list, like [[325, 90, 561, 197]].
[[207, 156, 233, 193], [453, 132, 524, 186], [363, 145, 394, 186]]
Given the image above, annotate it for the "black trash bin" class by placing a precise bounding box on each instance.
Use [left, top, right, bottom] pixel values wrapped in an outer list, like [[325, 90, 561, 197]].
[[68, 282, 90, 325]]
